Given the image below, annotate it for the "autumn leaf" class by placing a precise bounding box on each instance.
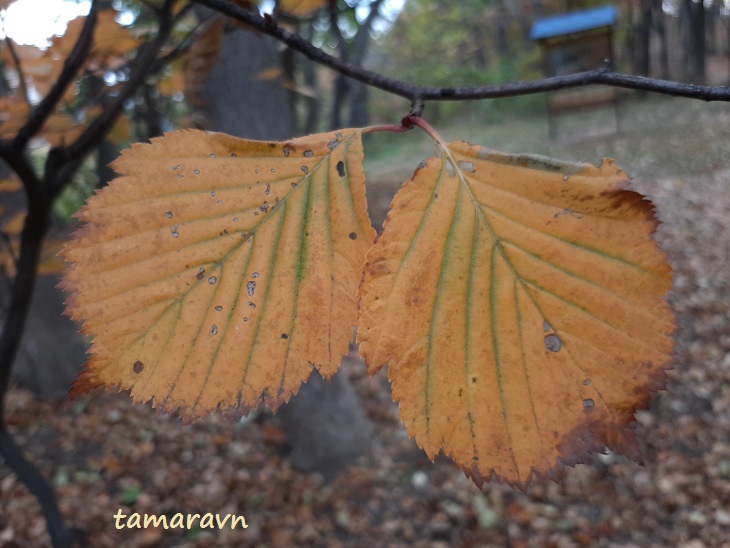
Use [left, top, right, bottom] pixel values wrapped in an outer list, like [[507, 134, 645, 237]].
[[277, 0, 327, 17], [0, 179, 22, 192], [61, 128, 375, 421], [61, 10, 139, 73], [357, 120, 675, 488]]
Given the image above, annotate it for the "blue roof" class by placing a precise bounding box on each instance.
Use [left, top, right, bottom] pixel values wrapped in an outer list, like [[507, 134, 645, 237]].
[[530, 5, 618, 40]]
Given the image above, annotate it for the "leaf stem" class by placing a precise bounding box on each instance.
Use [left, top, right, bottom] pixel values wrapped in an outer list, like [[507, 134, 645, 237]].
[[362, 122, 413, 135], [403, 115, 447, 147]]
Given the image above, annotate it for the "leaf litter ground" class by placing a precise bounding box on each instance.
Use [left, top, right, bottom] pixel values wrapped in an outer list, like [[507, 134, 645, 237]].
[[2, 96, 730, 546]]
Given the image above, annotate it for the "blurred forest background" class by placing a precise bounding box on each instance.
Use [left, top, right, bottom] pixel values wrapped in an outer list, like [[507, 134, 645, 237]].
[[1, 0, 730, 546]]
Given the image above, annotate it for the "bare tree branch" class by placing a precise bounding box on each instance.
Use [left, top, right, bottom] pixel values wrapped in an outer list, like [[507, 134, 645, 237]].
[[193, 0, 730, 107], [12, 0, 100, 150], [53, 0, 179, 180], [4, 37, 32, 110]]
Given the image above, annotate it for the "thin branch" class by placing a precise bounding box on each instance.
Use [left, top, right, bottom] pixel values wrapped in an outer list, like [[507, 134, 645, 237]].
[[11, 0, 100, 150], [0, 150, 42, 198], [0, 232, 18, 268], [193, 0, 730, 104], [152, 19, 206, 71], [351, 0, 386, 65], [0, 425, 74, 547], [53, 0, 179, 176], [4, 38, 32, 110]]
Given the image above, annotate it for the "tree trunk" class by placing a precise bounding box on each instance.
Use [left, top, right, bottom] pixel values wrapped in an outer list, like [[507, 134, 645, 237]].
[[682, 0, 706, 82], [634, 0, 652, 76], [197, 22, 373, 479], [655, 1, 670, 79]]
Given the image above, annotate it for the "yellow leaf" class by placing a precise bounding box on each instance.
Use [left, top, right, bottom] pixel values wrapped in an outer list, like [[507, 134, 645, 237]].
[[61, 128, 375, 421], [277, 0, 326, 17], [157, 66, 185, 96], [2, 211, 25, 236], [357, 138, 675, 489], [255, 67, 284, 81], [106, 113, 133, 145], [0, 178, 22, 192]]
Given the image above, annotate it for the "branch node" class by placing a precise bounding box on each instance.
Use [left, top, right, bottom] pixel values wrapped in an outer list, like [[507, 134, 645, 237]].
[[407, 98, 425, 119]]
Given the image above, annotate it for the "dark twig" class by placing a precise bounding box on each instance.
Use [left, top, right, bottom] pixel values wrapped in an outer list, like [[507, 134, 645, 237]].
[[0, 3, 179, 547], [11, 1, 99, 150], [0, 424, 74, 547], [4, 37, 32, 109], [54, 0, 178, 176], [193, 0, 730, 105]]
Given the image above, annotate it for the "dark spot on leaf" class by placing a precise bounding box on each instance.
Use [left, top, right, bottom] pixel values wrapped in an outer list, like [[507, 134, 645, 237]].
[[165, 211, 173, 218], [208, 276, 217, 284], [545, 334, 562, 352], [283, 146, 290, 157], [335, 132, 343, 139], [583, 378, 591, 386], [434, 193, 439, 199], [304, 150, 314, 157], [328, 139, 339, 150], [301, 166, 308, 174], [281, 333, 289, 339], [270, 169, 275, 173], [248, 301, 256, 309], [133, 361, 144, 374], [177, 175, 184, 179], [543, 320, 552, 332], [233, 217, 238, 222], [471, 377, 477, 384], [194, 169, 200, 175], [211, 325, 218, 335], [291, 182, 298, 188], [196, 272, 204, 280], [349, 232, 357, 240], [211, 191, 216, 196], [583, 398, 595, 408], [337, 161, 346, 177], [259, 204, 269, 213], [252, 272, 260, 278], [215, 306, 223, 312], [247, 281, 256, 296], [172, 165, 180, 171], [563, 174, 570, 181], [231, 152, 237, 157], [265, 183, 270, 195], [243, 317, 249, 322], [172, 231, 179, 238], [210, 153, 216, 158]]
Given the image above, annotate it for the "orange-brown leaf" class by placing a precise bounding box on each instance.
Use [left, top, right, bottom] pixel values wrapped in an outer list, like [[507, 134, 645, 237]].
[[277, 0, 326, 17], [61, 129, 374, 421], [357, 143, 675, 489]]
